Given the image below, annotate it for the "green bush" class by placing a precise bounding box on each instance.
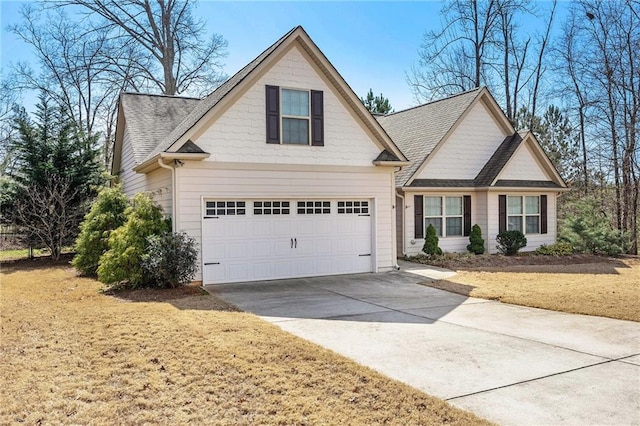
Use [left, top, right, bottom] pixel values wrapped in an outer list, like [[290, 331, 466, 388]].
[[535, 242, 574, 256], [422, 224, 443, 256], [559, 196, 627, 256], [466, 224, 485, 255], [97, 193, 169, 287], [141, 232, 198, 288], [72, 185, 128, 276], [496, 230, 527, 256]]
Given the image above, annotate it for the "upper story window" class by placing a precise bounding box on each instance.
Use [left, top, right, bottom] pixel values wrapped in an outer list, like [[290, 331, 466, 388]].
[[266, 85, 323, 146], [281, 89, 310, 145]]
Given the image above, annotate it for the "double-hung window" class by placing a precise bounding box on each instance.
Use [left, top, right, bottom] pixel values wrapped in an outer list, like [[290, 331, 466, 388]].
[[281, 89, 309, 145], [507, 196, 540, 234], [425, 196, 463, 237], [266, 85, 324, 146]]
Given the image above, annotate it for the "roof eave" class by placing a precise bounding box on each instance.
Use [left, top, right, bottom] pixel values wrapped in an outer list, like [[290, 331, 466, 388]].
[[133, 152, 211, 174], [373, 160, 411, 167]]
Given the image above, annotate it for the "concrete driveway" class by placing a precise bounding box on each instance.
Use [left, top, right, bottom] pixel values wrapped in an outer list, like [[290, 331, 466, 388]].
[[207, 268, 640, 425]]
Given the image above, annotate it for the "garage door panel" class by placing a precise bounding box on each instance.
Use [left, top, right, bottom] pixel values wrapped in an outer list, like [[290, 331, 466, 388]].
[[202, 198, 374, 284]]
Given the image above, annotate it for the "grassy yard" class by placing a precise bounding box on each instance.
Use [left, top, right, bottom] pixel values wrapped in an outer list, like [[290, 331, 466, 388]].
[[423, 256, 640, 322], [0, 261, 489, 425]]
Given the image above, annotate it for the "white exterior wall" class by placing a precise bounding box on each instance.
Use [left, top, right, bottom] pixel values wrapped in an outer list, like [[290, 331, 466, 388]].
[[401, 191, 477, 256], [176, 162, 396, 282], [400, 190, 557, 256], [119, 126, 173, 217], [498, 144, 549, 181], [486, 191, 558, 253], [417, 101, 509, 180], [195, 45, 381, 167]]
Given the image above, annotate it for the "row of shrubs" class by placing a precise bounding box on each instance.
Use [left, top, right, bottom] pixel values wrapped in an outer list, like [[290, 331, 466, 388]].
[[422, 219, 626, 258], [422, 223, 529, 257], [72, 186, 198, 289]]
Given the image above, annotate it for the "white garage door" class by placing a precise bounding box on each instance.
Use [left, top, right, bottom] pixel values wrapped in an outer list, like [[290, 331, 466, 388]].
[[202, 199, 373, 284]]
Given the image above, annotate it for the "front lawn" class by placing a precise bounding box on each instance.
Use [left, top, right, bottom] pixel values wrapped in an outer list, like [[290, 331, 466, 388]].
[[0, 261, 489, 425], [416, 255, 639, 322]]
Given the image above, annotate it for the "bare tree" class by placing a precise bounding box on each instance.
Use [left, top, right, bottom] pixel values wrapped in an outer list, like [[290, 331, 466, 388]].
[[556, 0, 639, 253], [53, 0, 228, 96], [408, 0, 501, 101], [13, 173, 84, 260], [9, 6, 141, 167]]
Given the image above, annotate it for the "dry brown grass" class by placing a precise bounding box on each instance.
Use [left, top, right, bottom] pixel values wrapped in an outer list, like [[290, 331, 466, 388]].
[[426, 258, 640, 322], [0, 262, 490, 425]]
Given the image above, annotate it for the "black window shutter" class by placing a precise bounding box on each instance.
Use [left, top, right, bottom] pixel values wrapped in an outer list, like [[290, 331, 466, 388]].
[[540, 195, 548, 234], [414, 195, 424, 239], [266, 85, 280, 144], [311, 90, 324, 146], [463, 195, 472, 237], [499, 195, 507, 234]]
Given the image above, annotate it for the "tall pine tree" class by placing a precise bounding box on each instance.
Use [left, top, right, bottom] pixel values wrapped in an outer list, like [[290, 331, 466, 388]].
[[3, 92, 103, 258]]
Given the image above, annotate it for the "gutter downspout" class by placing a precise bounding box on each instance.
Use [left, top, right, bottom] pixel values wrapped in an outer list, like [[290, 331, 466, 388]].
[[396, 189, 405, 269], [157, 158, 177, 232], [392, 168, 402, 271]]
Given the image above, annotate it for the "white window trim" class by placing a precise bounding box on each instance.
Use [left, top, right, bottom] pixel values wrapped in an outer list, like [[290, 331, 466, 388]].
[[507, 195, 540, 234], [280, 87, 311, 145], [424, 196, 464, 238]]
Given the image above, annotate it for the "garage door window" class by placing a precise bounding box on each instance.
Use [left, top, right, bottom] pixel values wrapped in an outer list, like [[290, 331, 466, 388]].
[[297, 201, 331, 214], [205, 201, 246, 216], [254, 201, 290, 215], [337, 201, 369, 214]]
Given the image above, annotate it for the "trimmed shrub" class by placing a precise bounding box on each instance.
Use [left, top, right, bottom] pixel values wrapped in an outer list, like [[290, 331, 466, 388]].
[[423, 224, 443, 256], [466, 224, 485, 255], [496, 230, 527, 256], [536, 242, 574, 256], [141, 232, 198, 288], [73, 185, 128, 276], [97, 193, 169, 287]]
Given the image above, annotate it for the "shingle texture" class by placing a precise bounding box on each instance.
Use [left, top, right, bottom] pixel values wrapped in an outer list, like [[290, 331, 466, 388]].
[[374, 150, 401, 162], [376, 88, 482, 186], [120, 93, 200, 164], [474, 133, 523, 186], [494, 180, 563, 188]]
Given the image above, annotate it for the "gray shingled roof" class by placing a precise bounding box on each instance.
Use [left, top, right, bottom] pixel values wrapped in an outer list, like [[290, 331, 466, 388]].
[[120, 93, 201, 164], [141, 26, 299, 163], [374, 150, 401, 162], [494, 180, 563, 188], [474, 133, 523, 186], [376, 88, 482, 186], [409, 179, 476, 188]]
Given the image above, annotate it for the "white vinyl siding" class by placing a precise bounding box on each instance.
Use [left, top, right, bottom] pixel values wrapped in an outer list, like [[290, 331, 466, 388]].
[[499, 144, 549, 181], [194, 45, 381, 167], [176, 162, 395, 282], [416, 101, 509, 180], [119, 126, 173, 217]]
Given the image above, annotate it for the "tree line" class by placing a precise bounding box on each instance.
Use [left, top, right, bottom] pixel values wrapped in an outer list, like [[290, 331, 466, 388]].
[[1, 0, 637, 255]]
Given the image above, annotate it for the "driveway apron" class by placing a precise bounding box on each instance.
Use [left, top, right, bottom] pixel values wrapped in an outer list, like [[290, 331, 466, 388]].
[[207, 271, 640, 426]]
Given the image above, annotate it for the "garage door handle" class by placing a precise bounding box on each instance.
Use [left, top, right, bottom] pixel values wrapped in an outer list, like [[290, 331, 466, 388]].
[[204, 262, 220, 265], [358, 214, 370, 217], [204, 216, 219, 219], [359, 254, 371, 257], [291, 238, 293, 248], [294, 238, 297, 248]]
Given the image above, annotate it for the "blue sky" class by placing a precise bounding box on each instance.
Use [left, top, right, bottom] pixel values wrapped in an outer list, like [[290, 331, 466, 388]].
[[1, 1, 561, 111]]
